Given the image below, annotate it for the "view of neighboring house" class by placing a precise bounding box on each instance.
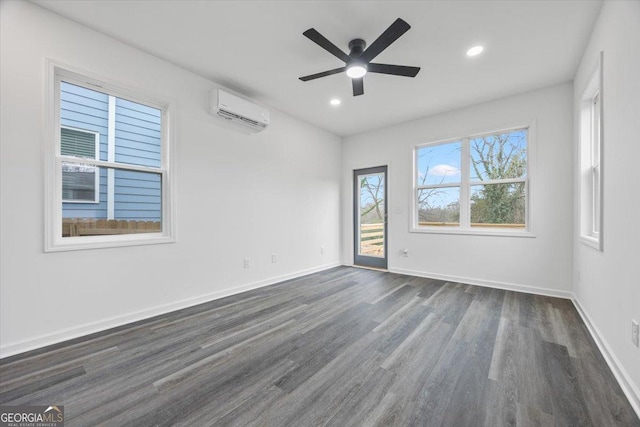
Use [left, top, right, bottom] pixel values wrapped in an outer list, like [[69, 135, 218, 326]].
[[60, 82, 162, 224]]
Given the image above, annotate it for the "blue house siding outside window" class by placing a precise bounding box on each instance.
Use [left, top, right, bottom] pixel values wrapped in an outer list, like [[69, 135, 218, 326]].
[[113, 98, 162, 221], [60, 82, 108, 218], [60, 82, 162, 222]]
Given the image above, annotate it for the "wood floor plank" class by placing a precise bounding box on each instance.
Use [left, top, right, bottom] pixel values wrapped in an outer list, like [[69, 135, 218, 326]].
[[516, 403, 556, 426], [541, 340, 592, 426], [514, 326, 555, 416], [374, 302, 432, 355], [573, 355, 640, 426], [1, 267, 637, 426], [260, 331, 386, 426], [377, 317, 457, 425], [0, 366, 86, 404], [322, 367, 397, 427], [481, 379, 519, 427], [409, 336, 470, 426], [173, 358, 297, 427], [441, 291, 503, 427], [423, 282, 475, 326]]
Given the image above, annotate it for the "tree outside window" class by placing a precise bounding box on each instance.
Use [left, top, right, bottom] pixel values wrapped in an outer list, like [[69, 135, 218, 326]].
[[415, 128, 528, 232]]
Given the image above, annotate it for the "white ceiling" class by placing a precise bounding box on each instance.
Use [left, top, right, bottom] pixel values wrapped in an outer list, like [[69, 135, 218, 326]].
[[33, 0, 602, 137]]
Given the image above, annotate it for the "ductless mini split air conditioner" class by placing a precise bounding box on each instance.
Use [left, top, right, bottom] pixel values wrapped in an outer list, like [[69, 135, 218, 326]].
[[210, 89, 270, 133]]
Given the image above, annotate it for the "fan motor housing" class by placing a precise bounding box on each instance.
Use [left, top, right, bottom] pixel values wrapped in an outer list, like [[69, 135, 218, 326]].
[[348, 39, 366, 58]]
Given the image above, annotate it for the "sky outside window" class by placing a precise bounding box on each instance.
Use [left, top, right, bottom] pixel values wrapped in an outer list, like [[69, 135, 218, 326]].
[[417, 141, 461, 186]]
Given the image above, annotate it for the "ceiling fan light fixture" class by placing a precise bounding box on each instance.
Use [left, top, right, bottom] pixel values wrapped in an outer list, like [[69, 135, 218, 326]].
[[466, 45, 484, 56], [299, 18, 419, 96], [346, 64, 367, 79]]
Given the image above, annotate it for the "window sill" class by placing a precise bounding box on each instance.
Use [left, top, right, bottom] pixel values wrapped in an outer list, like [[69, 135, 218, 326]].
[[579, 235, 602, 251], [45, 233, 175, 252], [410, 227, 535, 238]]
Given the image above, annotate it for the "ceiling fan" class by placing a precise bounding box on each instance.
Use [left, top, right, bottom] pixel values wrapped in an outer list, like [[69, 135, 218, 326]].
[[298, 18, 421, 96]]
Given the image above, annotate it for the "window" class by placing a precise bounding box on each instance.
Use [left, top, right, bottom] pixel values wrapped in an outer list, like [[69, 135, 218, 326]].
[[45, 63, 174, 251], [579, 52, 603, 250], [61, 127, 99, 203], [413, 127, 529, 235]]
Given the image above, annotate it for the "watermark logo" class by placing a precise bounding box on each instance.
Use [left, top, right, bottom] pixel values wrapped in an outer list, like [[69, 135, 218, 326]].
[[0, 405, 64, 427]]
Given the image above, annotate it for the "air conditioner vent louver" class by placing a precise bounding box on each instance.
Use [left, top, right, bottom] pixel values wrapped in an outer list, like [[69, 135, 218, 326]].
[[210, 89, 270, 133], [217, 109, 267, 129]]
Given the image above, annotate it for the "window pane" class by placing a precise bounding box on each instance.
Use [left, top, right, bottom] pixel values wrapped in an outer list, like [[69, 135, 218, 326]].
[[60, 82, 108, 161], [60, 81, 161, 168], [62, 162, 98, 202], [470, 183, 525, 228], [592, 93, 600, 164], [592, 165, 600, 234], [417, 142, 461, 185], [417, 187, 460, 226], [359, 173, 385, 257], [62, 167, 162, 237], [470, 129, 527, 181], [115, 98, 162, 168]]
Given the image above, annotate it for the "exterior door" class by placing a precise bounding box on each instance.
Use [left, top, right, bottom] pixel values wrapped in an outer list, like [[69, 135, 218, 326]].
[[354, 166, 388, 269]]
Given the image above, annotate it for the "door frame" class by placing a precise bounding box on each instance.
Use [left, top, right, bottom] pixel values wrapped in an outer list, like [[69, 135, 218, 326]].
[[353, 165, 388, 269]]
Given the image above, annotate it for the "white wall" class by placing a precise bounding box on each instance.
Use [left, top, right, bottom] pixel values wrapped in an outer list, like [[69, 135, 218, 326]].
[[0, 1, 342, 357], [342, 83, 574, 296], [573, 0, 640, 409]]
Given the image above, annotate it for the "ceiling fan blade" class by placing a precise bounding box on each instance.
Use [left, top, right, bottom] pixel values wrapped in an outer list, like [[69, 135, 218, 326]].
[[352, 78, 364, 96], [359, 18, 410, 63], [299, 67, 346, 81], [368, 63, 420, 77], [303, 28, 351, 63]]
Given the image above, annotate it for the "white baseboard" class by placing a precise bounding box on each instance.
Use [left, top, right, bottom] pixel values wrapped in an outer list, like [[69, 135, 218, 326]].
[[388, 267, 574, 299], [0, 262, 341, 359], [571, 298, 640, 419]]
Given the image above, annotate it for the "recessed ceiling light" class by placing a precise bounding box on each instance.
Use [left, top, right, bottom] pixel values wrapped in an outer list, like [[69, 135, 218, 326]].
[[466, 45, 484, 57], [330, 99, 341, 106]]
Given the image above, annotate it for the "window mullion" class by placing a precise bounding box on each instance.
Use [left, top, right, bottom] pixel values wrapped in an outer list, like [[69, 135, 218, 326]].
[[107, 95, 116, 220], [460, 137, 470, 228]]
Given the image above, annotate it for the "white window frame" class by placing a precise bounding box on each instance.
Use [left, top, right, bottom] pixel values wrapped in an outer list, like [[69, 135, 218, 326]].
[[45, 60, 176, 252], [579, 52, 604, 251], [411, 124, 534, 237], [60, 126, 100, 204]]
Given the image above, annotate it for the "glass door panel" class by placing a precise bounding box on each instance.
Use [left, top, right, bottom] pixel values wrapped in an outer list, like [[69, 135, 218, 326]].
[[354, 166, 387, 269]]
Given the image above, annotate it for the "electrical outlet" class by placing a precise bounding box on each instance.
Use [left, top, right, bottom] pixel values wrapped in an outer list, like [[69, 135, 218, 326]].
[[632, 320, 639, 347], [243, 258, 250, 268], [272, 253, 277, 263], [320, 246, 325, 255]]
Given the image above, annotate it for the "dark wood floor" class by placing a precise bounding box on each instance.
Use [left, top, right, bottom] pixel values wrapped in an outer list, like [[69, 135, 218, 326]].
[[1, 267, 638, 426]]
